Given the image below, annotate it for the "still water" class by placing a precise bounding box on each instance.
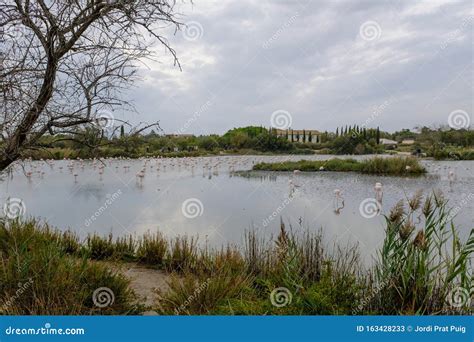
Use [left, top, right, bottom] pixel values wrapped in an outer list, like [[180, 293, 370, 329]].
[[1, 155, 473, 259]]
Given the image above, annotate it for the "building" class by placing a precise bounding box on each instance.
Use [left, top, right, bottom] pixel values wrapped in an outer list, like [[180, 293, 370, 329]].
[[379, 138, 398, 148], [401, 139, 415, 145], [274, 129, 321, 143], [165, 134, 194, 138]]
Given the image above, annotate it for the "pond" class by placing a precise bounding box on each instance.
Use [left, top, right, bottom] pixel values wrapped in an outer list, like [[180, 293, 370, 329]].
[[1, 155, 473, 261]]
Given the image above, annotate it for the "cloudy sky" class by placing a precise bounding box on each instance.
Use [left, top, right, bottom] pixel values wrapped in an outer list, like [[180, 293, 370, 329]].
[[122, 0, 472, 134]]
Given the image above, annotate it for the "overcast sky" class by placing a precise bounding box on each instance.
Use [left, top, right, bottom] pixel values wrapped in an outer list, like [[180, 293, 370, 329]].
[[121, 0, 472, 135]]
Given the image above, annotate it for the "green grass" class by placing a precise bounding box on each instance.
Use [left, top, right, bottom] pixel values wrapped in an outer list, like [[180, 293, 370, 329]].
[[432, 148, 474, 161], [0, 192, 471, 315], [373, 191, 474, 314], [0, 219, 139, 315], [253, 157, 426, 175]]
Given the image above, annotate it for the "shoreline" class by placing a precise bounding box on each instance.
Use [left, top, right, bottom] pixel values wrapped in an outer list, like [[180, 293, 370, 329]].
[[1, 190, 472, 315]]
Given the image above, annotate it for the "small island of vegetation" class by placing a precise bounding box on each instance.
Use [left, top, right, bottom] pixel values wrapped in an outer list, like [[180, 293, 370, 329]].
[[253, 157, 426, 176]]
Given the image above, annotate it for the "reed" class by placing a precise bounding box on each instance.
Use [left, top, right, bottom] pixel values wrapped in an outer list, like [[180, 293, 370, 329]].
[[136, 232, 167, 266], [166, 236, 198, 272], [1, 194, 471, 315], [373, 191, 474, 314]]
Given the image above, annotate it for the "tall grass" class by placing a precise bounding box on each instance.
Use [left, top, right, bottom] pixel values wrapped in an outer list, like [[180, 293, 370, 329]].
[[0, 220, 138, 315], [136, 232, 167, 266], [253, 157, 426, 175], [158, 223, 365, 315], [372, 191, 473, 314], [1, 193, 471, 315]]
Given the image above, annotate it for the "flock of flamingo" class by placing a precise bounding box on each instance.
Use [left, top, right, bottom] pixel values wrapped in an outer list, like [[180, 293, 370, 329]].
[[7, 156, 459, 212], [8, 156, 267, 184]]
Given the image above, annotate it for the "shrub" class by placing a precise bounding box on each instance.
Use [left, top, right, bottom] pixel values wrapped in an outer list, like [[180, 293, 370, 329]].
[[0, 220, 138, 315], [136, 232, 168, 266]]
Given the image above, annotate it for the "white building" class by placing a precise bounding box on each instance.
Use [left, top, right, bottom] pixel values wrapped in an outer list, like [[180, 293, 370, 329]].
[[379, 138, 398, 148], [274, 129, 321, 143]]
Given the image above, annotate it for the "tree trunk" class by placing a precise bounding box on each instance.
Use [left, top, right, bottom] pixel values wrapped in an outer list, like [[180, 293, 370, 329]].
[[0, 155, 15, 172]]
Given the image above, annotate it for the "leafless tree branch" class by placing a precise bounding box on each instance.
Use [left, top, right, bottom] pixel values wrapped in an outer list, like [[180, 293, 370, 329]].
[[1, 0, 182, 170]]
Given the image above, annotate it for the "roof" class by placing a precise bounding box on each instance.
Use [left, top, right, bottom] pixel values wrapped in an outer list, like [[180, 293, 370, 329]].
[[274, 128, 321, 134], [380, 138, 398, 145]]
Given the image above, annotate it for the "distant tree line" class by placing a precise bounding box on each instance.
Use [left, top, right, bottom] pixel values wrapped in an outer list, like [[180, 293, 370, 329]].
[[9, 124, 472, 160]]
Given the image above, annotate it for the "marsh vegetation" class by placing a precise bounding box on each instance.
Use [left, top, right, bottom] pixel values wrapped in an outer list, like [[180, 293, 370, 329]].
[[1, 192, 471, 315], [253, 157, 426, 176]]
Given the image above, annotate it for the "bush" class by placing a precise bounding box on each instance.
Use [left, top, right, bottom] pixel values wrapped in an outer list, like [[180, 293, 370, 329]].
[[136, 232, 167, 266], [0, 220, 138, 315]]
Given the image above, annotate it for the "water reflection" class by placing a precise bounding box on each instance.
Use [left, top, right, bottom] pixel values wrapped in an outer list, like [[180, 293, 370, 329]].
[[0, 155, 473, 263]]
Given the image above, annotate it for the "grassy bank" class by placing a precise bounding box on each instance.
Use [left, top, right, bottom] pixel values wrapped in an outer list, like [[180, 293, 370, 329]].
[[0, 192, 472, 315], [0, 220, 139, 315], [21, 147, 318, 161], [253, 157, 426, 175], [432, 148, 474, 161]]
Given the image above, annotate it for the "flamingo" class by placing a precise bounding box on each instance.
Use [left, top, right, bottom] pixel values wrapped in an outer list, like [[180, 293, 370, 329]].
[[374, 182, 383, 204], [333, 189, 344, 214]]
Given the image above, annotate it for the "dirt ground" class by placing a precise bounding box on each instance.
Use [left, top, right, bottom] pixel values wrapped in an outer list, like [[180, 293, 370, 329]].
[[108, 262, 171, 311]]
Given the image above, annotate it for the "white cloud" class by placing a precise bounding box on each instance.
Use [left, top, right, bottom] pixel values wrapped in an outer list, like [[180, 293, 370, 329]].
[[126, 0, 472, 134]]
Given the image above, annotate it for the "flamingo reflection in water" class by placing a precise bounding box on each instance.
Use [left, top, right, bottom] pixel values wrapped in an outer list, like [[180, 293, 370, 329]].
[[448, 170, 456, 191], [333, 188, 344, 214]]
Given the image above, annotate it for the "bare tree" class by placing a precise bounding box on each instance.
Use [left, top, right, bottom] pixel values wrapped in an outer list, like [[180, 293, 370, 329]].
[[0, 0, 181, 171]]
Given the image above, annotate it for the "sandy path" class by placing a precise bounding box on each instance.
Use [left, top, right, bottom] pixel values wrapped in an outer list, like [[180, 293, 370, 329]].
[[108, 262, 171, 309]]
